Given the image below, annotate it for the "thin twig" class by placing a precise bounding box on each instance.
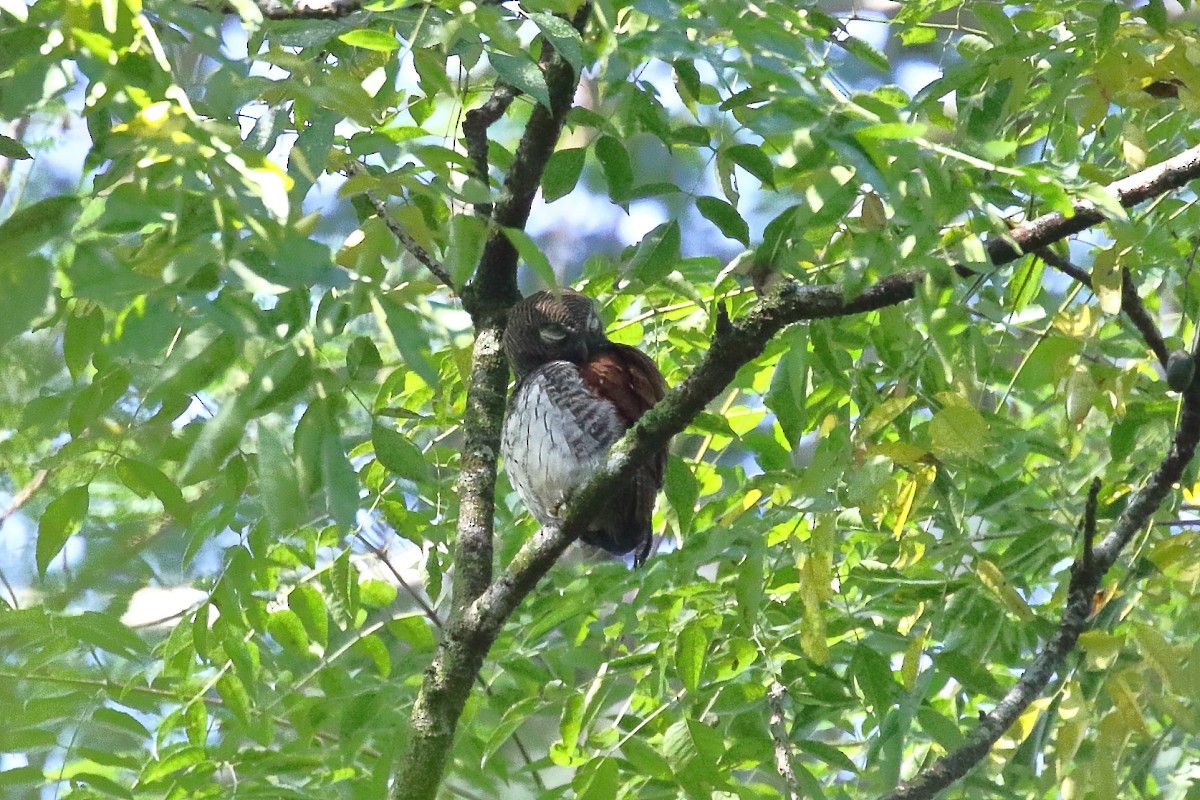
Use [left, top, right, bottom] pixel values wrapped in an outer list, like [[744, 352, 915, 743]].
[[354, 531, 444, 629], [0, 469, 48, 528], [341, 160, 456, 291]]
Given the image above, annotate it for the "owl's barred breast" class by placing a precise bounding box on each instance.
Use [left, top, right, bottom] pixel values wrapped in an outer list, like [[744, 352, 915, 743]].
[[501, 361, 625, 526]]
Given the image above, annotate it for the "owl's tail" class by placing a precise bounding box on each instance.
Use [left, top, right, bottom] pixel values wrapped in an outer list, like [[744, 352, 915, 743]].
[[579, 465, 658, 566]]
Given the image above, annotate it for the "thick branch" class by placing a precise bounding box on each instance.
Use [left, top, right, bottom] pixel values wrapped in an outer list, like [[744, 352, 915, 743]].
[[461, 3, 591, 316], [987, 143, 1200, 263], [881, 384, 1200, 800], [392, 9, 592, 799], [395, 129, 1200, 800]]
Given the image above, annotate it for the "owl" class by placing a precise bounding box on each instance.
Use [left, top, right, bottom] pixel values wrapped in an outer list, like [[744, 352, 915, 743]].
[[501, 289, 669, 565]]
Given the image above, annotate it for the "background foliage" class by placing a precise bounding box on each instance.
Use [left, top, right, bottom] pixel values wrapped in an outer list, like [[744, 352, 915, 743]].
[[2, 0, 1200, 797]]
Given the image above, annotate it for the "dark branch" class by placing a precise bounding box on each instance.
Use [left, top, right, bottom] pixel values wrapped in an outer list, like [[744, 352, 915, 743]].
[[1037, 249, 1171, 369], [207, 0, 503, 19], [986, 143, 1200, 263], [880, 384, 1200, 800], [394, 117, 1200, 800], [462, 3, 591, 317], [462, 85, 519, 218], [392, 8, 592, 799], [1081, 478, 1100, 573]]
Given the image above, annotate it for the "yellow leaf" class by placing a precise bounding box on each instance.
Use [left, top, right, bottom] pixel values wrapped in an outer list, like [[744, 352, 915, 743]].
[[929, 405, 989, 458], [1091, 247, 1122, 315], [857, 395, 917, 443], [901, 624, 927, 690], [870, 441, 930, 466], [975, 558, 1036, 621], [1078, 630, 1125, 670], [1106, 675, 1150, 737], [1052, 304, 1096, 337]]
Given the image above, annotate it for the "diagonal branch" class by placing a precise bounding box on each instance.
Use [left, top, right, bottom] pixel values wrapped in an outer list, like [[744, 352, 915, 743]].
[[395, 123, 1200, 800], [1037, 249, 1171, 369], [880, 384, 1200, 800], [986, 143, 1200, 263], [341, 160, 456, 291]]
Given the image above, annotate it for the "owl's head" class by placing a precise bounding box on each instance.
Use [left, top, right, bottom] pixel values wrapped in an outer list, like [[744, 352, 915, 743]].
[[504, 289, 608, 378]]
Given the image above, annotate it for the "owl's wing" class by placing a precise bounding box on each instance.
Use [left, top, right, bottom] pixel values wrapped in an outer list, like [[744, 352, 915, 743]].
[[578, 344, 667, 425], [578, 345, 669, 565]]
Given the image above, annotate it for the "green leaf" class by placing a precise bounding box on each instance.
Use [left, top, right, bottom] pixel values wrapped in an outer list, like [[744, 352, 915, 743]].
[[542, 147, 587, 202], [674, 621, 707, 691], [722, 143, 775, 188], [574, 756, 619, 800], [372, 422, 430, 481], [0, 195, 78, 258], [502, 227, 557, 288], [0, 766, 44, 787], [374, 296, 441, 388], [338, 29, 400, 52], [628, 220, 681, 283], [138, 746, 205, 785], [289, 584, 329, 648], [1143, 0, 1167, 32], [267, 609, 311, 656], [664, 455, 699, 535], [929, 405, 990, 458], [216, 673, 253, 725], [36, 485, 90, 577], [0, 134, 30, 159], [257, 421, 305, 534], [63, 612, 148, 659], [63, 304, 105, 379], [352, 633, 392, 677], [116, 458, 192, 522], [529, 12, 584, 72], [595, 135, 634, 202], [447, 213, 488, 286], [359, 578, 398, 608], [0, 255, 52, 349], [695, 195, 750, 245], [321, 423, 359, 532], [837, 33, 890, 71], [491, 52, 552, 109], [346, 336, 383, 379]]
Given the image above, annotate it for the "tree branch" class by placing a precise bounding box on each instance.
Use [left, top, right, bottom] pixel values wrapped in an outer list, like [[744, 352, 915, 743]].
[[341, 160, 456, 291], [205, 0, 504, 20], [880, 384, 1200, 800], [395, 110, 1200, 800], [768, 681, 803, 800], [461, 3, 591, 317], [1037, 248, 1171, 369], [986, 143, 1200, 263], [462, 84, 519, 218], [393, 8, 592, 799]]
